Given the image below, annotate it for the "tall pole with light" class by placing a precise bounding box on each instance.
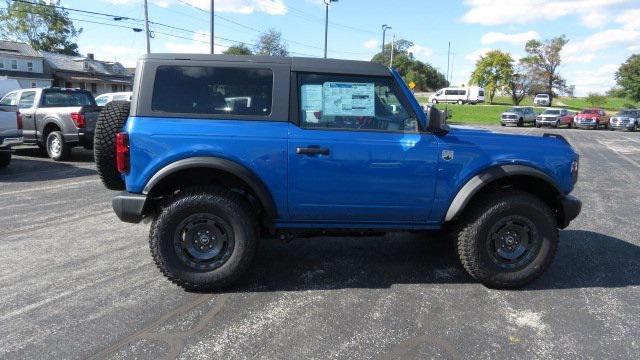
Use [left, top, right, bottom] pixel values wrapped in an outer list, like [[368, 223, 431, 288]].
[[211, 0, 215, 54], [381, 24, 391, 59], [324, 0, 338, 58], [143, 0, 150, 54]]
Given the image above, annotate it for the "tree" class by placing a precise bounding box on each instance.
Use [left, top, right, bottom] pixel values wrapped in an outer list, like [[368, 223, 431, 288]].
[[521, 36, 569, 105], [508, 64, 534, 105], [585, 93, 606, 107], [0, 0, 81, 55], [254, 29, 288, 57], [470, 50, 513, 104], [223, 44, 252, 56], [371, 39, 448, 91], [616, 54, 640, 102]]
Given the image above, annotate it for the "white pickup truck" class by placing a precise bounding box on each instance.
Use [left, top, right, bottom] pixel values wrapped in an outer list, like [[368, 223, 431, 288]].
[[0, 103, 22, 168]]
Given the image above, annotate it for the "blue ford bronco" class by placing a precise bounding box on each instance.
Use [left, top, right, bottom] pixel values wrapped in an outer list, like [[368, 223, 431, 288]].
[[94, 54, 581, 291]]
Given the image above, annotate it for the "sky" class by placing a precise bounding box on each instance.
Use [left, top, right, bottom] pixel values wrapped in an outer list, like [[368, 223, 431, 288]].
[[55, 0, 640, 96]]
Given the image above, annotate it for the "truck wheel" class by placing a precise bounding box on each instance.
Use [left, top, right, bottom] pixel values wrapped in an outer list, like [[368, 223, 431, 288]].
[[432, 99, 438, 104], [0, 150, 10, 168], [457, 100, 464, 105], [632, 123, 637, 132], [46, 131, 70, 161], [455, 190, 558, 289], [94, 101, 130, 190], [149, 187, 259, 291], [517, 118, 523, 127]]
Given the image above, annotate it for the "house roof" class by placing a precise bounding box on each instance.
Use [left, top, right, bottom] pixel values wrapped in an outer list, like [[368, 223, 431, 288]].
[[42, 51, 132, 77], [0, 40, 42, 58]]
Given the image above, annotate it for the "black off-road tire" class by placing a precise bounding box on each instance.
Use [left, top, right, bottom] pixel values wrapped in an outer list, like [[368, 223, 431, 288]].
[[0, 150, 11, 168], [455, 190, 558, 289], [46, 131, 70, 161], [94, 101, 130, 190], [150, 187, 259, 291]]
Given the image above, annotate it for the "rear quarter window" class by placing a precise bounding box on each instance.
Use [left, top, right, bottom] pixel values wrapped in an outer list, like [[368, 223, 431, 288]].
[[151, 66, 273, 117]]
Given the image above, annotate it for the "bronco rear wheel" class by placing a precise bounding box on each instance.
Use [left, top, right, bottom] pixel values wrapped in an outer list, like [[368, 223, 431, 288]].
[[94, 101, 130, 190], [455, 190, 558, 289], [150, 187, 259, 291]]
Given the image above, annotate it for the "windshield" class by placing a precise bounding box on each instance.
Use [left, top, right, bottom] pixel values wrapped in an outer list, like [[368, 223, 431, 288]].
[[507, 107, 523, 113], [543, 109, 561, 115], [536, 94, 549, 99], [582, 109, 598, 114], [41, 90, 96, 107], [617, 110, 636, 116]]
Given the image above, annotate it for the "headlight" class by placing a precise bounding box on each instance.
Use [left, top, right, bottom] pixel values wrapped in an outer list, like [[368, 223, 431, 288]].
[[571, 158, 579, 184], [592, 117, 597, 121]]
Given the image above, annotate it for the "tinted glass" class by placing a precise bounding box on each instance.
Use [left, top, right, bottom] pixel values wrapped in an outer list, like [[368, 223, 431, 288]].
[[41, 90, 95, 107], [18, 91, 36, 109], [151, 66, 273, 116], [95, 96, 109, 106], [298, 73, 418, 132], [0, 92, 17, 105], [479, 90, 484, 96]]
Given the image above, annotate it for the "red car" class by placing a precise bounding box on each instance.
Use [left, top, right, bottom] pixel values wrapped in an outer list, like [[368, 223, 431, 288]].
[[574, 108, 610, 130]]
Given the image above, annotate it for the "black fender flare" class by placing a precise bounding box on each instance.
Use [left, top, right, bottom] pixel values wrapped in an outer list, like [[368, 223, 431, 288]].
[[142, 157, 278, 219], [444, 164, 562, 222]]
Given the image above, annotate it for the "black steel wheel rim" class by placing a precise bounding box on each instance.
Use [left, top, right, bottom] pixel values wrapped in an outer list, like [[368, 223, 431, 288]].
[[486, 215, 540, 270], [173, 213, 235, 271]]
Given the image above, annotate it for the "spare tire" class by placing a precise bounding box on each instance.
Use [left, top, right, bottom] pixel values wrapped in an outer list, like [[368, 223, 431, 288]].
[[94, 101, 130, 190]]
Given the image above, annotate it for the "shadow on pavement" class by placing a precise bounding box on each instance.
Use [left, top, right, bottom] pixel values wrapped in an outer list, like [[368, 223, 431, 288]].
[[0, 154, 96, 183], [12, 147, 95, 163], [225, 230, 639, 292]]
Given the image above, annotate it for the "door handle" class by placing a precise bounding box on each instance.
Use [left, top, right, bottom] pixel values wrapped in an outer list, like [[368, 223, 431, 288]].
[[296, 147, 330, 156]]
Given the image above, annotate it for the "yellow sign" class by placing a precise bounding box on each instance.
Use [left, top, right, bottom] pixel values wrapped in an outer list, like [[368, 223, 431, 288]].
[[408, 81, 416, 90]]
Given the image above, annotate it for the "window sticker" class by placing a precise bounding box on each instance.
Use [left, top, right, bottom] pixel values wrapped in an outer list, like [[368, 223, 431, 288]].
[[301, 84, 323, 111], [322, 82, 375, 117]]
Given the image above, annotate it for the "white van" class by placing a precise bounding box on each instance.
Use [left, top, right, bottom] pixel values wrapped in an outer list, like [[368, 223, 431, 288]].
[[429, 86, 484, 105]]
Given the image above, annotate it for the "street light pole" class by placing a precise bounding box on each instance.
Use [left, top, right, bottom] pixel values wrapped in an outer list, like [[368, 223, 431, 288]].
[[211, 0, 215, 54], [390, 33, 395, 68], [323, 0, 337, 58], [143, 0, 150, 54], [381, 24, 391, 59]]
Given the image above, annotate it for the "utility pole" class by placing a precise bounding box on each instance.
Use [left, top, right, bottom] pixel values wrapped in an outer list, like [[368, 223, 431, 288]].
[[446, 41, 451, 86], [389, 33, 395, 68], [211, 0, 215, 54], [381, 24, 391, 58], [323, 0, 337, 58], [144, 0, 150, 54]]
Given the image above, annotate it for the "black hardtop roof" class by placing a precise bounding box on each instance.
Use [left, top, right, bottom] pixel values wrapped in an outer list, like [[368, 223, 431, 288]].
[[140, 53, 390, 76]]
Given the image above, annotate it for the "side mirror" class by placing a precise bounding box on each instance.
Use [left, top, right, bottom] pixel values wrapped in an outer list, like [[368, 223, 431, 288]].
[[428, 106, 450, 134]]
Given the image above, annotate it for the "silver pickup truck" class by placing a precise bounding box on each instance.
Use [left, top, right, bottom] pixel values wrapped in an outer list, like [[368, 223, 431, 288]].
[[0, 88, 102, 160], [0, 103, 22, 168]]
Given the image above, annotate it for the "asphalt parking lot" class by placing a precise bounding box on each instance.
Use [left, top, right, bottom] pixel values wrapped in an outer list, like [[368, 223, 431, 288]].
[[1, 126, 639, 359]]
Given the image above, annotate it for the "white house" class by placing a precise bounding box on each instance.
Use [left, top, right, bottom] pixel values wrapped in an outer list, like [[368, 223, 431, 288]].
[[0, 40, 53, 90]]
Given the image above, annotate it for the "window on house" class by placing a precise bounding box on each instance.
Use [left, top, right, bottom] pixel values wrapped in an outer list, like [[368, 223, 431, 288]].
[[79, 83, 86, 90], [91, 83, 97, 94], [31, 82, 37, 88], [11, 60, 17, 70], [27, 62, 33, 72], [0, 61, 4, 69], [112, 84, 118, 92], [65, 82, 72, 88]]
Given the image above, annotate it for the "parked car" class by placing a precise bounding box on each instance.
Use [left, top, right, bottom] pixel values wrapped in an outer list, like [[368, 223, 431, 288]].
[[534, 93, 551, 106], [95, 92, 132, 106], [94, 54, 581, 291], [0, 88, 102, 160], [609, 109, 640, 131], [429, 86, 484, 105], [536, 108, 574, 128], [500, 107, 537, 127], [574, 108, 610, 130], [0, 102, 22, 168]]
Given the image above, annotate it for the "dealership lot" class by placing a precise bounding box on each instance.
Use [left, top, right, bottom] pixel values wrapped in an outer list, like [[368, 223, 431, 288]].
[[1, 127, 639, 359]]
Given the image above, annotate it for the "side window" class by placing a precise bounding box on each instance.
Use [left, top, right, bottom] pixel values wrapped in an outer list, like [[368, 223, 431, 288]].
[[0, 92, 17, 105], [445, 89, 454, 96], [151, 65, 273, 117], [18, 91, 36, 109], [113, 94, 129, 101], [298, 73, 418, 132], [458, 90, 467, 96], [95, 96, 109, 106]]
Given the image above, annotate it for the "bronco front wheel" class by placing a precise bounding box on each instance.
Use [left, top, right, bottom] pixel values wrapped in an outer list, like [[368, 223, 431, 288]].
[[149, 187, 258, 291], [455, 190, 558, 289]]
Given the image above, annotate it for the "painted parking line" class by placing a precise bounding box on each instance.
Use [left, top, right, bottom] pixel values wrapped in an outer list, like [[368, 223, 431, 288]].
[[597, 138, 640, 169], [0, 178, 101, 196]]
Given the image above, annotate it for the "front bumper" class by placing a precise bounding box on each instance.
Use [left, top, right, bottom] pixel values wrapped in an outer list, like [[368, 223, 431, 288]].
[[574, 120, 597, 128], [559, 195, 581, 229], [536, 119, 558, 126], [610, 121, 633, 129], [112, 192, 147, 223]]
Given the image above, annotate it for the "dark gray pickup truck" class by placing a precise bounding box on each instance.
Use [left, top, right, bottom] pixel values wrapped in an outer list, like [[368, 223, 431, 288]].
[[0, 88, 102, 160]]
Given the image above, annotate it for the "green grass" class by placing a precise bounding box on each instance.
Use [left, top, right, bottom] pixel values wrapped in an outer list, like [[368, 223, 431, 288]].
[[414, 95, 640, 124]]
